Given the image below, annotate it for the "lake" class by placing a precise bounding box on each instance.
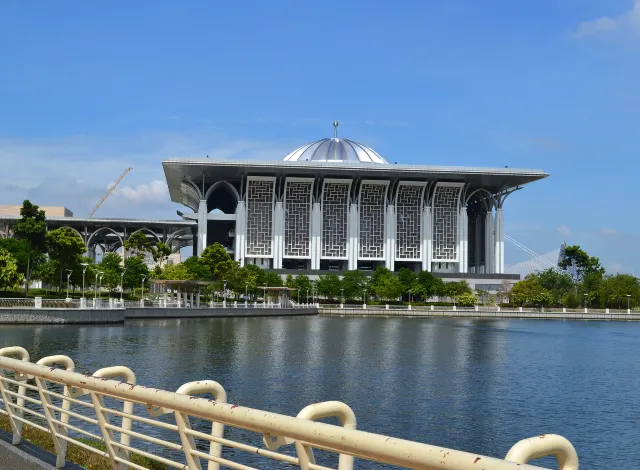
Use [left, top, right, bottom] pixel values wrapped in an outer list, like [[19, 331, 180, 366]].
[[1, 316, 637, 468]]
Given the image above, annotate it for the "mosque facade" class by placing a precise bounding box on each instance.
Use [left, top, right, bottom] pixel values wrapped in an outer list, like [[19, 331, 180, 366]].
[[163, 125, 548, 276]]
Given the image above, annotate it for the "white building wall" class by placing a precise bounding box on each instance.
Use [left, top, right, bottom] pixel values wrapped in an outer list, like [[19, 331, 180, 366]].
[[458, 206, 468, 273], [272, 202, 284, 269], [235, 200, 246, 266], [348, 204, 359, 270], [422, 206, 432, 271], [385, 204, 396, 270], [197, 199, 207, 256], [494, 208, 504, 274], [485, 210, 493, 274], [310, 202, 322, 269]]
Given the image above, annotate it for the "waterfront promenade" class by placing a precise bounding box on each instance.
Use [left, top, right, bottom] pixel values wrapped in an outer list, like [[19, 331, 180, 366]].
[[0, 302, 639, 323]]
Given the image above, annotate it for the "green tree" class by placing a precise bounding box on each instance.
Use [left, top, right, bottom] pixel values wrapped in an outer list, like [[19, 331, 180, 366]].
[[559, 245, 605, 282], [98, 252, 123, 293], [316, 274, 341, 300], [243, 264, 266, 299], [124, 231, 152, 257], [46, 227, 87, 290], [12, 200, 47, 296], [151, 242, 172, 275], [457, 292, 478, 307], [397, 268, 417, 298], [33, 259, 60, 292], [123, 256, 150, 292], [285, 274, 295, 288], [0, 249, 21, 290], [412, 271, 443, 301], [162, 262, 198, 281], [511, 276, 553, 307], [0, 238, 45, 280], [200, 243, 238, 283], [182, 256, 211, 280], [341, 270, 367, 301], [292, 274, 313, 302], [533, 268, 574, 305], [373, 271, 404, 302], [263, 271, 283, 287]]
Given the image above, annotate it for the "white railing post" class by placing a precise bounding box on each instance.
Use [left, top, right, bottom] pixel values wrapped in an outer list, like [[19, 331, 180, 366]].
[[0, 347, 30, 444], [90, 392, 127, 468], [35, 296, 42, 309], [176, 380, 227, 470], [35, 355, 75, 468], [175, 412, 204, 469]]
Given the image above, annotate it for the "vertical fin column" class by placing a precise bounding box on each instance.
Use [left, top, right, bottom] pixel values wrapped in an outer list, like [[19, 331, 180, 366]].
[[235, 201, 246, 266], [197, 200, 208, 256]]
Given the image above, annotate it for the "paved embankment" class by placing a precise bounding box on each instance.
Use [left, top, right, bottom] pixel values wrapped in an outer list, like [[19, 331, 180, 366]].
[[0, 307, 318, 324], [0, 308, 125, 324], [125, 307, 318, 319], [321, 308, 640, 321]]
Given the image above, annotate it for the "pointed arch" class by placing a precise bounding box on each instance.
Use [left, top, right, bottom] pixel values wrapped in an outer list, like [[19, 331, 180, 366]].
[[128, 228, 161, 245], [58, 226, 86, 244], [465, 188, 496, 211], [205, 180, 240, 214], [86, 227, 124, 253]]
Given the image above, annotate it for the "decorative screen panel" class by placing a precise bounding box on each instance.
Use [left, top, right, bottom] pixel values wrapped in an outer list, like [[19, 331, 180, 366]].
[[284, 180, 312, 257], [359, 183, 387, 258], [322, 182, 350, 258], [432, 185, 462, 261], [246, 179, 274, 257], [396, 184, 423, 259]]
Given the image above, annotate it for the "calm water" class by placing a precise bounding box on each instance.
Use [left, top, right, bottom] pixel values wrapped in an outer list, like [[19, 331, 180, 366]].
[[1, 316, 638, 468]]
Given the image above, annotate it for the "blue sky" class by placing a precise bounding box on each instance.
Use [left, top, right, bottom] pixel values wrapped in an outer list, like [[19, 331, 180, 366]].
[[1, 1, 639, 272]]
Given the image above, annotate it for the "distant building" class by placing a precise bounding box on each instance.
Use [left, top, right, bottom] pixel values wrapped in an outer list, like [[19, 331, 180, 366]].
[[0, 205, 73, 217]]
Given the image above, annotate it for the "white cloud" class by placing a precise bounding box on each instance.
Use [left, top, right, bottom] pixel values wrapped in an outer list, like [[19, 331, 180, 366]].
[[600, 228, 619, 236], [574, 1, 640, 38], [113, 180, 169, 204], [0, 132, 294, 219], [557, 225, 571, 237]]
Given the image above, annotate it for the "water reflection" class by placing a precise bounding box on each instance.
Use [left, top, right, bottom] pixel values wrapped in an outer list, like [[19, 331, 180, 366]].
[[1, 317, 638, 467]]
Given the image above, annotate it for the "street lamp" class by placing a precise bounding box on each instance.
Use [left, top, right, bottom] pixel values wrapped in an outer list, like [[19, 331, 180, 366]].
[[141, 276, 147, 302], [306, 289, 309, 305], [245, 282, 248, 300], [98, 272, 104, 300], [80, 263, 89, 299], [94, 271, 103, 303], [584, 293, 588, 309], [340, 288, 344, 308], [120, 269, 127, 303], [223, 280, 228, 307], [363, 289, 366, 307], [65, 270, 73, 299], [409, 289, 412, 309], [628, 294, 632, 312]]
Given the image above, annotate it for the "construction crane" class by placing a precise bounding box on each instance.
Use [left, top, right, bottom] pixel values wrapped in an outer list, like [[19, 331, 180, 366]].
[[89, 167, 132, 217]]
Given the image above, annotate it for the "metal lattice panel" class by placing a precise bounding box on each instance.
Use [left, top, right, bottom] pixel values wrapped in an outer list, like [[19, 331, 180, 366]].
[[284, 180, 312, 257], [246, 179, 274, 257], [432, 185, 462, 261], [322, 182, 350, 258], [359, 183, 386, 258], [396, 185, 423, 259]]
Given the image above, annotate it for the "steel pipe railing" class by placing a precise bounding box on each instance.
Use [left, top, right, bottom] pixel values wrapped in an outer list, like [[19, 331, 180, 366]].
[[0, 348, 574, 470]]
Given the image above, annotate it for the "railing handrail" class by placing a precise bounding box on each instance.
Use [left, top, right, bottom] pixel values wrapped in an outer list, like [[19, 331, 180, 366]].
[[0, 353, 556, 470]]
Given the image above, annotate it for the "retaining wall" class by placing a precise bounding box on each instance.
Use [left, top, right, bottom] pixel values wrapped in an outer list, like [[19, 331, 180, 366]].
[[322, 308, 640, 321], [0, 308, 124, 324], [125, 307, 318, 319]]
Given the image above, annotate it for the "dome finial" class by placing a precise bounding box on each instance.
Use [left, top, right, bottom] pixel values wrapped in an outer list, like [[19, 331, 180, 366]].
[[333, 121, 339, 138]]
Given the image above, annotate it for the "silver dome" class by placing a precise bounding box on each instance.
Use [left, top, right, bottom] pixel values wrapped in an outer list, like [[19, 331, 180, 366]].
[[283, 138, 388, 164]]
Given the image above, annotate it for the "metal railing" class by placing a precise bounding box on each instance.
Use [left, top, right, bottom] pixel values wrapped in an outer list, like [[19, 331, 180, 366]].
[[0, 347, 577, 470]]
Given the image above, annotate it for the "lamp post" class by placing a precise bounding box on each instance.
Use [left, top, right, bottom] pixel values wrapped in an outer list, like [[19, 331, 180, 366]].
[[66, 270, 72, 299], [120, 269, 127, 303], [409, 289, 412, 311], [262, 284, 267, 307], [80, 263, 89, 298], [223, 280, 228, 307], [584, 293, 588, 309], [98, 272, 104, 299], [306, 289, 309, 306], [140, 276, 147, 307], [628, 294, 632, 312], [94, 271, 102, 303], [340, 288, 344, 309], [363, 289, 366, 308]]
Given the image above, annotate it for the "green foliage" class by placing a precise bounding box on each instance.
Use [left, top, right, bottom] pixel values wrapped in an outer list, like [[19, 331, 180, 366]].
[[441, 280, 472, 298], [124, 231, 153, 257], [292, 274, 313, 300], [316, 274, 341, 300], [181, 256, 211, 280], [152, 242, 172, 266], [411, 271, 444, 301], [457, 292, 478, 307], [161, 262, 198, 281], [341, 270, 367, 301], [511, 276, 554, 307], [98, 252, 123, 292], [263, 271, 283, 287], [12, 200, 47, 295], [370, 267, 404, 301], [0, 238, 45, 278], [46, 227, 87, 289], [0, 249, 21, 290], [123, 256, 150, 292], [200, 243, 237, 283], [397, 268, 417, 297], [559, 245, 605, 282]]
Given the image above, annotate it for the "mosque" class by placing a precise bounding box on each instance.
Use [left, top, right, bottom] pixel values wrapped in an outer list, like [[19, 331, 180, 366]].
[[164, 123, 548, 280]]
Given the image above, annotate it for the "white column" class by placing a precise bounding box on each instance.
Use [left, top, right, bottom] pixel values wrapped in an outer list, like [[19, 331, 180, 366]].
[[474, 213, 481, 274], [485, 211, 493, 274], [310, 202, 322, 270], [422, 206, 432, 271], [234, 200, 246, 266], [273, 202, 284, 269], [494, 208, 504, 274], [458, 206, 468, 273], [385, 205, 396, 271], [348, 204, 359, 270], [197, 199, 208, 256]]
